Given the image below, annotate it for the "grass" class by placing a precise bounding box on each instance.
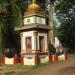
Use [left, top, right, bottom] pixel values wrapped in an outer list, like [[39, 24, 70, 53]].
[[5, 71, 15, 75]]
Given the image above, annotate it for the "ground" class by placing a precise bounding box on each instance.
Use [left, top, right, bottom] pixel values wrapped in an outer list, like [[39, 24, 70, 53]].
[[0, 55, 75, 75]]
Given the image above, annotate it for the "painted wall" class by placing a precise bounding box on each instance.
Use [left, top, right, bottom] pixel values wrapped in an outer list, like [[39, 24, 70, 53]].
[[5, 57, 14, 64], [24, 17, 34, 24], [36, 17, 46, 24], [23, 16, 46, 25], [54, 37, 62, 52], [54, 37, 60, 48], [21, 31, 34, 53], [23, 55, 35, 65], [39, 55, 49, 63], [58, 54, 66, 61], [38, 33, 48, 51], [21, 31, 48, 53]]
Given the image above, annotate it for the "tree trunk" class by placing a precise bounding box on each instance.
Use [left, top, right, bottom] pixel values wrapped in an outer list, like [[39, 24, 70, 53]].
[[47, 2, 55, 51]]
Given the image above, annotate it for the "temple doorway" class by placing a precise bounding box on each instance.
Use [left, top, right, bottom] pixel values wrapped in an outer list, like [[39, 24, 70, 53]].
[[39, 36, 45, 52], [26, 37, 32, 52]]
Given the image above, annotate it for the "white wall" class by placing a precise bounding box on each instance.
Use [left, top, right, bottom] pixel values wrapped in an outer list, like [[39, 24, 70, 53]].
[[23, 55, 35, 65], [24, 17, 34, 24], [5, 57, 14, 64], [38, 32, 48, 51], [39, 55, 49, 63], [21, 31, 34, 53], [23, 16, 46, 25], [36, 17, 46, 24], [21, 31, 48, 53], [54, 37, 60, 48]]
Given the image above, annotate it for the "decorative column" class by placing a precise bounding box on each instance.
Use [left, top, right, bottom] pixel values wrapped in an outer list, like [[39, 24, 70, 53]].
[[20, 33, 23, 52], [34, 32, 39, 64], [2, 55, 5, 64], [33, 32, 38, 51]]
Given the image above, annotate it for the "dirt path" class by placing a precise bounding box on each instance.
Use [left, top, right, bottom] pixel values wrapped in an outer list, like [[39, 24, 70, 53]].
[[25, 56, 75, 75], [0, 55, 75, 75]]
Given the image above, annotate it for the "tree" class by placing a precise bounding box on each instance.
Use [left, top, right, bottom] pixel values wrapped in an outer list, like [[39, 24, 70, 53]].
[[0, 0, 21, 56], [55, 0, 75, 53], [45, 0, 56, 52], [17, 0, 31, 14]]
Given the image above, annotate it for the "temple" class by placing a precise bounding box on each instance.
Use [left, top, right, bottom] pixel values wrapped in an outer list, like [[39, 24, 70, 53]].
[[2, 0, 67, 65], [16, 0, 50, 65]]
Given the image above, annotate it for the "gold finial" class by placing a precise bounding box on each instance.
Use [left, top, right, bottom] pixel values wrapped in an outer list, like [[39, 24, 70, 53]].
[[32, 0, 35, 3]]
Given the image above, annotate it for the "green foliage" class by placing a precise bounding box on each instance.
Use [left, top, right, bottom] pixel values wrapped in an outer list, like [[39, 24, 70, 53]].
[[16, 0, 30, 13], [36, 0, 46, 9], [0, 0, 57, 50], [5, 71, 15, 75], [0, 0, 21, 49], [55, 0, 75, 51]]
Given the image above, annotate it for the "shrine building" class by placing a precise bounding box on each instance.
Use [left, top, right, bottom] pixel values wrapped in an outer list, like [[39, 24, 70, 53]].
[[2, 0, 67, 65], [16, 0, 50, 65]]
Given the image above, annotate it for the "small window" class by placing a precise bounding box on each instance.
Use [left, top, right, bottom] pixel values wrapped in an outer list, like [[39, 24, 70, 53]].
[[27, 19, 30, 23], [39, 18, 42, 23]]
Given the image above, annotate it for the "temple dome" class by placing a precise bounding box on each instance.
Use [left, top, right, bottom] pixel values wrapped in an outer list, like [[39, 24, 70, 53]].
[[27, 2, 41, 12]]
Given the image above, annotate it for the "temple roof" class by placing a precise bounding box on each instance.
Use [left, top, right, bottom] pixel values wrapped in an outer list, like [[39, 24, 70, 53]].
[[24, 0, 44, 16], [15, 23, 50, 32], [27, 2, 41, 12]]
